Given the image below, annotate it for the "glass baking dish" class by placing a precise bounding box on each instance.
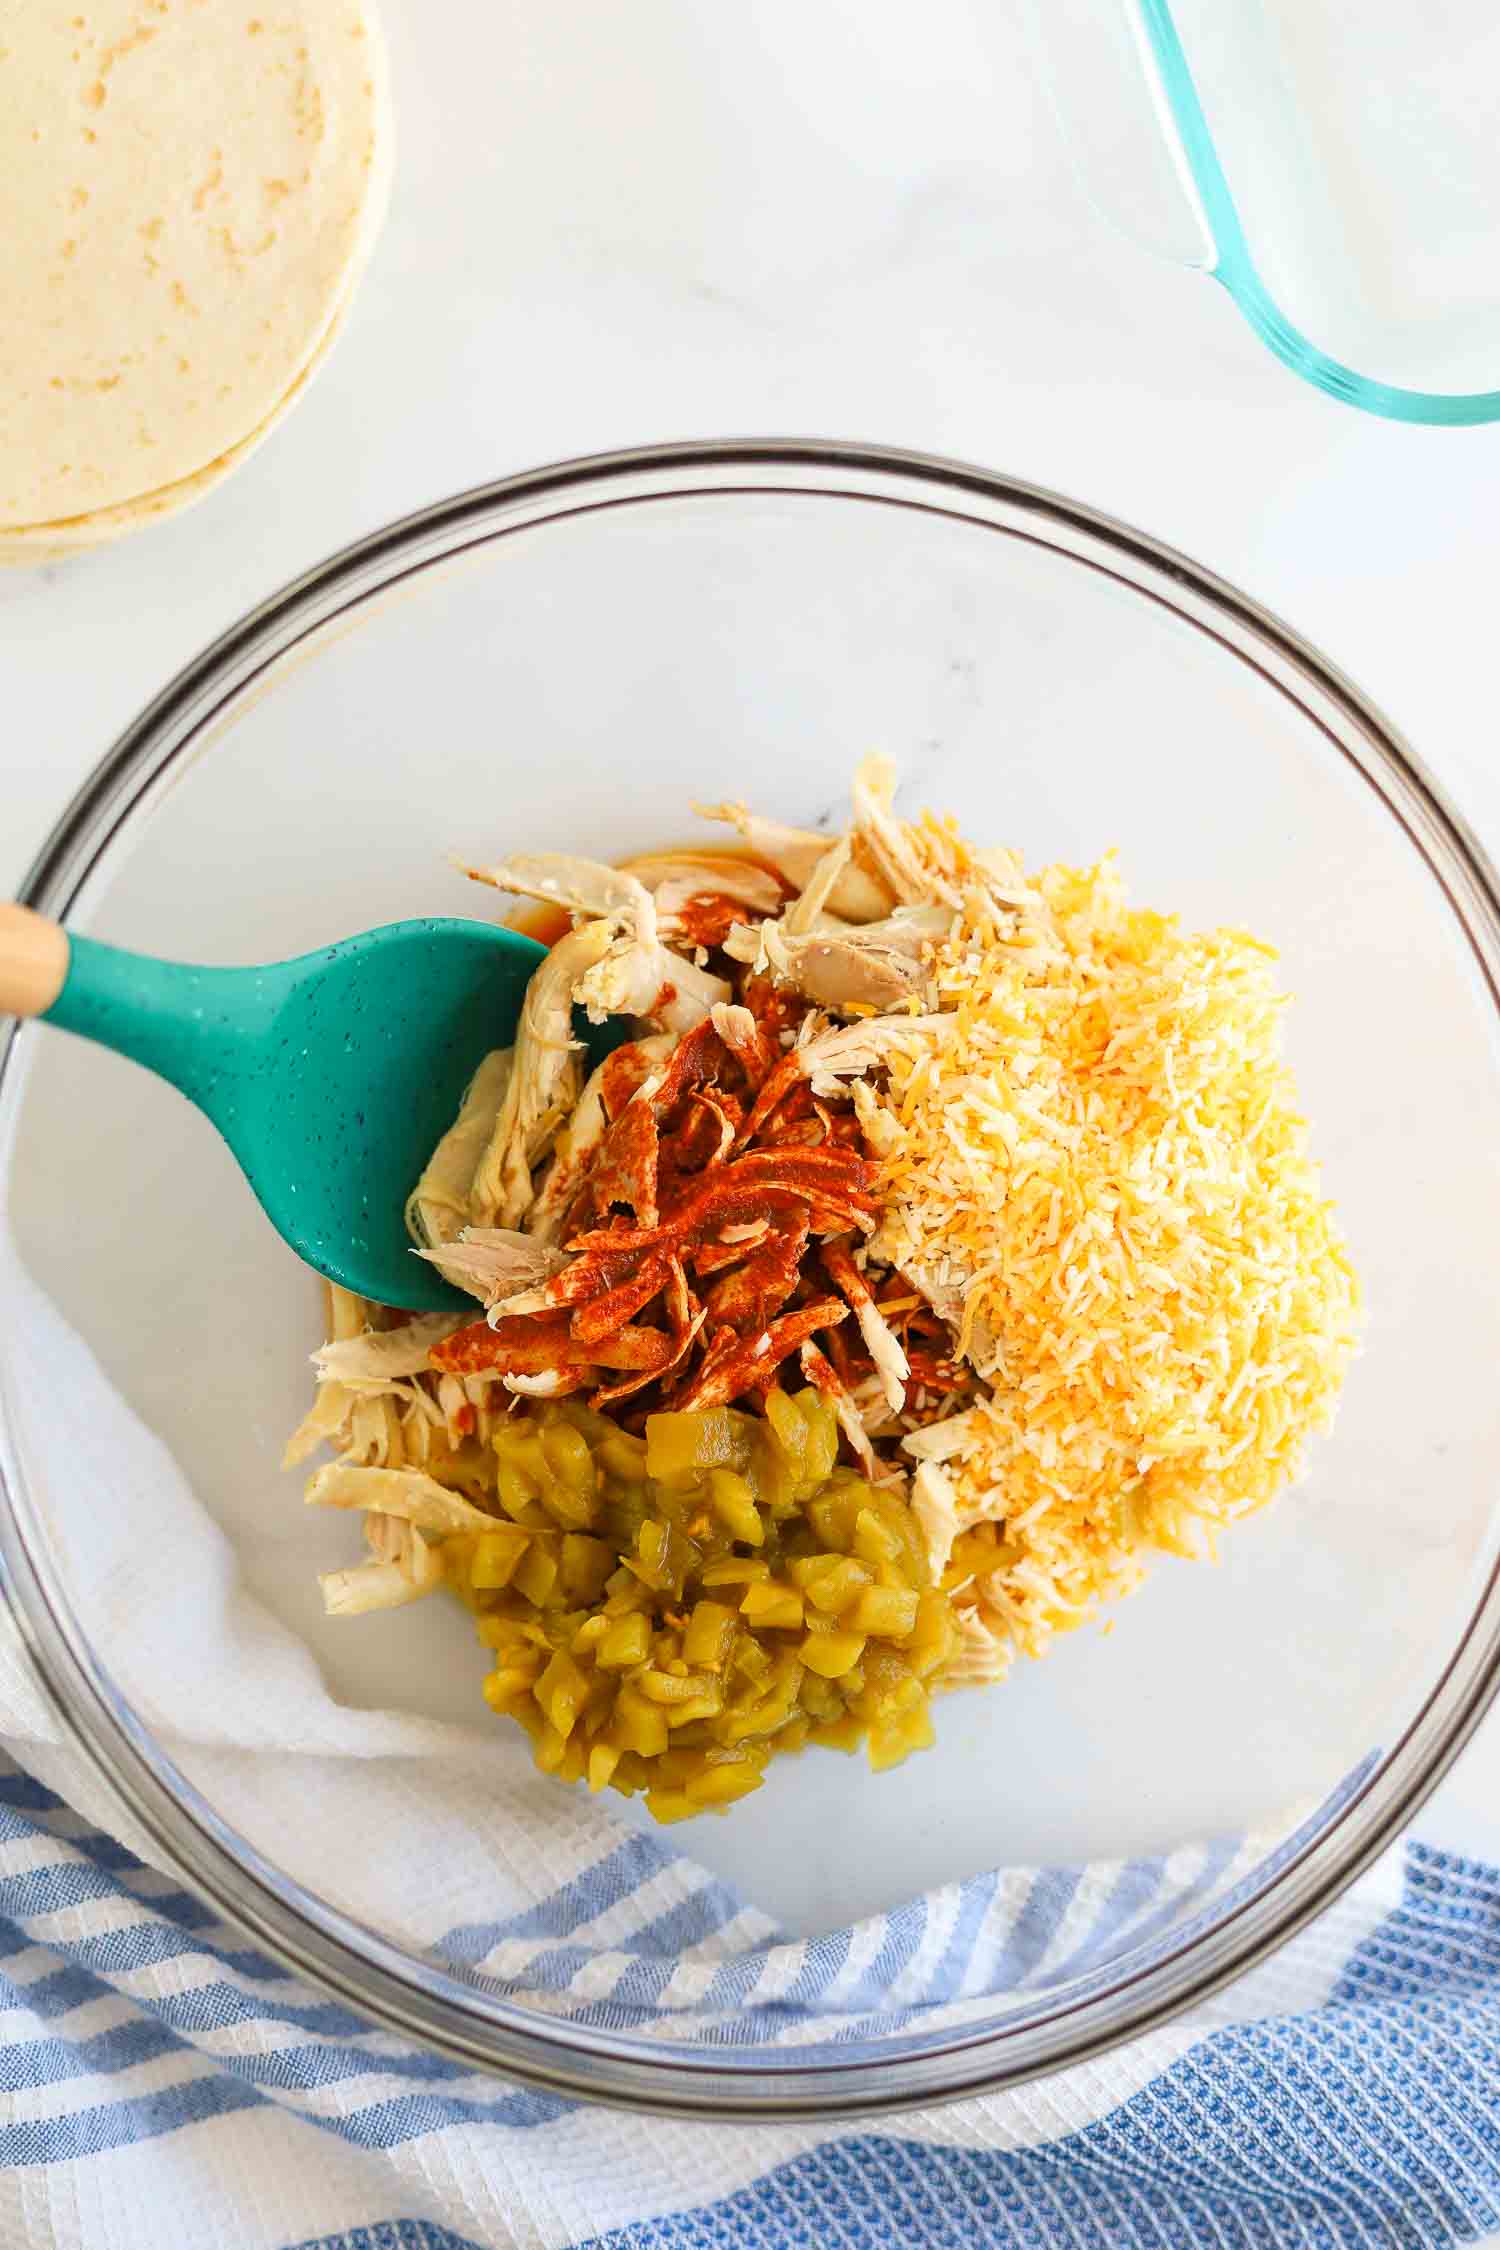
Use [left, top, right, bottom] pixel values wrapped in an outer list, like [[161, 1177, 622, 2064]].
[[1030, 0, 1500, 423]]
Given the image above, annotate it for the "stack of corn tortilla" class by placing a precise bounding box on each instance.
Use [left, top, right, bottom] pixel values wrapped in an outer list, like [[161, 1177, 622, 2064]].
[[0, 0, 391, 560]]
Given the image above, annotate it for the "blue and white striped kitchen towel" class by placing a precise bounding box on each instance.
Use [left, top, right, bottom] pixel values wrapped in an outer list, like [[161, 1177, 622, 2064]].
[[5, 1233, 1500, 2247], [3, 1748, 1500, 2250]]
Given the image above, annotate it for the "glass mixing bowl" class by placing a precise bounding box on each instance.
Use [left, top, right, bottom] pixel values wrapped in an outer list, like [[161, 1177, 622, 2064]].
[[3, 441, 1499, 2117]]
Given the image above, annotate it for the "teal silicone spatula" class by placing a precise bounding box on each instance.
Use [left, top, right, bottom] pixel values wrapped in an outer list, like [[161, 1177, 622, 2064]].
[[0, 902, 548, 1313]]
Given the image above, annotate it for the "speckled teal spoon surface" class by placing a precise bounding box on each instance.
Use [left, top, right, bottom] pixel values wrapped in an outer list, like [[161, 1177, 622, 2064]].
[[0, 902, 548, 1312]]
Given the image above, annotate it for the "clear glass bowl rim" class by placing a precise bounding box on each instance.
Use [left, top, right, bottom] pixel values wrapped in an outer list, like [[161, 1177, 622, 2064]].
[[3, 437, 1500, 2120]]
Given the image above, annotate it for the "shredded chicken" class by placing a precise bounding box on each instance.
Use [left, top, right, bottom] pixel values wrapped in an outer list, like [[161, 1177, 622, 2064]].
[[800, 1337, 880, 1477], [366, 1509, 446, 1582], [902, 1406, 988, 1466], [319, 1555, 440, 1617], [909, 1458, 962, 1581], [731, 904, 949, 1013], [414, 1227, 569, 1306], [461, 851, 658, 939], [327, 1282, 374, 1342], [851, 755, 963, 908], [527, 1034, 675, 1244], [942, 1605, 1014, 1687], [284, 1284, 387, 1466], [849, 755, 1035, 924], [348, 1391, 408, 1467], [405, 1048, 514, 1256], [305, 1461, 498, 1535], [782, 834, 855, 937], [318, 1508, 448, 1615], [618, 854, 786, 943], [502, 1369, 570, 1398], [795, 1012, 953, 1101], [695, 800, 894, 922], [283, 1382, 360, 1469], [708, 1001, 776, 1081], [876, 1249, 1000, 1378], [465, 852, 725, 1042], [821, 1238, 909, 1412], [847, 1368, 899, 1438], [575, 932, 729, 1036], [314, 1314, 468, 1384], [466, 919, 611, 1227]]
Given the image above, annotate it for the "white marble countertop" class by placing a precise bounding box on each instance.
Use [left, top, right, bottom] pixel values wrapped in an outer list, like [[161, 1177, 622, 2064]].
[[5, 0, 1500, 1852]]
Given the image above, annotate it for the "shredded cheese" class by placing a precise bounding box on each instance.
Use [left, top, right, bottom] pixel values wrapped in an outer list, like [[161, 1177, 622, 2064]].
[[873, 855, 1360, 1681]]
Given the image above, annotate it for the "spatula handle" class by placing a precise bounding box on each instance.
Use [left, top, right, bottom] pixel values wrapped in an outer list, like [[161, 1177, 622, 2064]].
[[0, 904, 70, 1019], [2, 903, 265, 1118]]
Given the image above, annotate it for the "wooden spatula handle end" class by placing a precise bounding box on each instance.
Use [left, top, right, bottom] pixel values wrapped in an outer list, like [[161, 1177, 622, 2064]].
[[0, 904, 70, 1019]]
